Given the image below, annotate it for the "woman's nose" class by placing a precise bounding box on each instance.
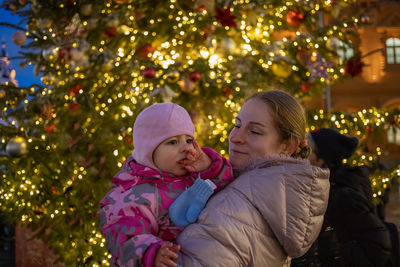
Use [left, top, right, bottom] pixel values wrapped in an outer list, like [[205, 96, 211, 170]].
[[229, 128, 244, 144]]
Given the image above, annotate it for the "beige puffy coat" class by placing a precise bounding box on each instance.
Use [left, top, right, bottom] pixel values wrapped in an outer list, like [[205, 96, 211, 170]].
[[177, 156, 330, 267]]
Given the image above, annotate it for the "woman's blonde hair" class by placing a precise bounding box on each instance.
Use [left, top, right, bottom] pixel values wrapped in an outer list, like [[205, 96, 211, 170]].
[[247, 90, 311, 159]]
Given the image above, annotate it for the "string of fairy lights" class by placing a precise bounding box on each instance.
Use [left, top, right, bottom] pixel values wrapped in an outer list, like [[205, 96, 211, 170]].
[[33, 0, 361, 99], [308, 108, 400, 204]]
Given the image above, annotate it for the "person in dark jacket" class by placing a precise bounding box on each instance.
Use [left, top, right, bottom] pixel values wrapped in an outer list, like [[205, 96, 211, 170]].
[[292, 128, 392, 267]]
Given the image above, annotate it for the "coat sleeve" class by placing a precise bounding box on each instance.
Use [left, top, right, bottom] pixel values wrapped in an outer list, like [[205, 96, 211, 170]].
[[197, 147, 234, 192], [98, 184, 162, 267]]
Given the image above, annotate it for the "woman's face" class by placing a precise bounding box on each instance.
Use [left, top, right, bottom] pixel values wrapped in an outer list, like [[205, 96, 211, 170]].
[[229, 98, 288, 168]]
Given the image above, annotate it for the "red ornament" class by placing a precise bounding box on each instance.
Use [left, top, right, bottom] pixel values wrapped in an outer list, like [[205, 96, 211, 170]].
[[136, 44, 155, 59], [125, 136, 133, 145], [70, 103, 80, 111], [69, 85, 85, 96], [215, 7, 237, 28], [197, 5, 206, 12], [59, 48, 67, 59], [105, 27, 117, 38], [286, 10, 304, 27], [390, 118, 398, 125], [345, 57, 364, 77], [222, 87, 233, 97], [45, 124, 55, 133], [189, 71, 201, 83], [366, 125, 373, 133], [300, 81, 313, 93], [142, 67, 156, 79], [51, 186, 58, 195]]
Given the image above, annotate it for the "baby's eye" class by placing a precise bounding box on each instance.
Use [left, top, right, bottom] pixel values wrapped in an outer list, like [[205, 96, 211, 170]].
[[167, 140, 177, 145], [187, 139, 194, 144]]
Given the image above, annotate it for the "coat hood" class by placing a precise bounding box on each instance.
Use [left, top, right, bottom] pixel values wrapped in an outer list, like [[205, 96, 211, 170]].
[[231, 155, 330, 258]]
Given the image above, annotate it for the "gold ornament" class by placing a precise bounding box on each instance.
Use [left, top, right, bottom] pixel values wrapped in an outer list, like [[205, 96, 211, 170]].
[[167, 71, 180, 83], [271, 62, 292, 78], [101, 61, 113, 72]]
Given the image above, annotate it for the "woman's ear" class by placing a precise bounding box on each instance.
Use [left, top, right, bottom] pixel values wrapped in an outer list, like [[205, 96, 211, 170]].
[[281, 138, 300, 156]]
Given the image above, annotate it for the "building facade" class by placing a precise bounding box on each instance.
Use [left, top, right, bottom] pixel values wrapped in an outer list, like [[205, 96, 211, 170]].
[[305, 0, 400, 165]]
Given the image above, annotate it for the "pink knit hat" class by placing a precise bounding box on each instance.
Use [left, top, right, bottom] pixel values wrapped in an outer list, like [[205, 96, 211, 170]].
[[132, 103, 195, 171]]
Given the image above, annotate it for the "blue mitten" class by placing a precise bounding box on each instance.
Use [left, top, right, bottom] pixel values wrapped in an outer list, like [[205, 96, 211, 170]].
[[169, 177, 216, 227]]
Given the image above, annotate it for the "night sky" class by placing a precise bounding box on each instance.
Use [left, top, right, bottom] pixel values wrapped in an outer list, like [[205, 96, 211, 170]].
[[0, 7, 42, 87]]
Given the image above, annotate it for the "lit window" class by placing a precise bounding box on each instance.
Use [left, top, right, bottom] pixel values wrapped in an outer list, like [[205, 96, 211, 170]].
[[386, 37, 400, 64], [388, 126, 400, 145]]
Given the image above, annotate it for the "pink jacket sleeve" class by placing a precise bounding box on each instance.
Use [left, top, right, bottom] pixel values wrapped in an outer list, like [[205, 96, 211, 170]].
[[98, 185, 162, 267], [142, 240, 169, 267], [197, 147, 234, 192]]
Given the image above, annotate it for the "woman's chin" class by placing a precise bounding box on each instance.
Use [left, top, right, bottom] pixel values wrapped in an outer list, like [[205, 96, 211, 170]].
[[229, 156, 247, 169]]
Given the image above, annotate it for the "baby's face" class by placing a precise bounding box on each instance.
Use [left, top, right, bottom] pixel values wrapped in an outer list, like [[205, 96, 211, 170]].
[[153, 134, 195, 176]]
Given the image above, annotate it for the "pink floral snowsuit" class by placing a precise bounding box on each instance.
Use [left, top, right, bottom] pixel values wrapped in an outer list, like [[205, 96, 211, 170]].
[[98, 147, 233, 267]]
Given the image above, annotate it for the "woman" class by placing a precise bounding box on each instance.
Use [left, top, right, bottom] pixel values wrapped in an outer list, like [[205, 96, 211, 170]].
[[173, 90, 330, 266]]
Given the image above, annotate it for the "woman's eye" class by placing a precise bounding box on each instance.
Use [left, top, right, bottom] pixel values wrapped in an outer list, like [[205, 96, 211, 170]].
[[234, 124, 240, 128], [250, 130, 261, 135]]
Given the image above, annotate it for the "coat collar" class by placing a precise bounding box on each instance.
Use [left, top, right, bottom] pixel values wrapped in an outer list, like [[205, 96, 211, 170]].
[[233, 154, 310, 177]]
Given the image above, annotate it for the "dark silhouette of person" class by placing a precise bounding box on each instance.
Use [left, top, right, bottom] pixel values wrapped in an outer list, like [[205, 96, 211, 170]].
[[292, 128, 393, 267]]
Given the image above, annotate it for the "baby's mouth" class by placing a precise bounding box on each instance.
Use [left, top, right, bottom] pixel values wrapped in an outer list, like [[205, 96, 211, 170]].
[[177, 158, 187, 165]]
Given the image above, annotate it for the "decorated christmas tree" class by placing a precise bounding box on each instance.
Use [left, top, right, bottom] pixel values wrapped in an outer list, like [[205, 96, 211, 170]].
[[0, 0, 398, 265]]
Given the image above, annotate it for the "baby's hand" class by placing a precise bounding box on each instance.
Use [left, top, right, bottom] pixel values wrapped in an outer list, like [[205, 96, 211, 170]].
[[179, 140, 212, 172], [154, 242, 180, 267]]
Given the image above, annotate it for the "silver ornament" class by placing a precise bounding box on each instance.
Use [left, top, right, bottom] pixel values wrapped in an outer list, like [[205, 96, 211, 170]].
[[6, 137, 28, 157]]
